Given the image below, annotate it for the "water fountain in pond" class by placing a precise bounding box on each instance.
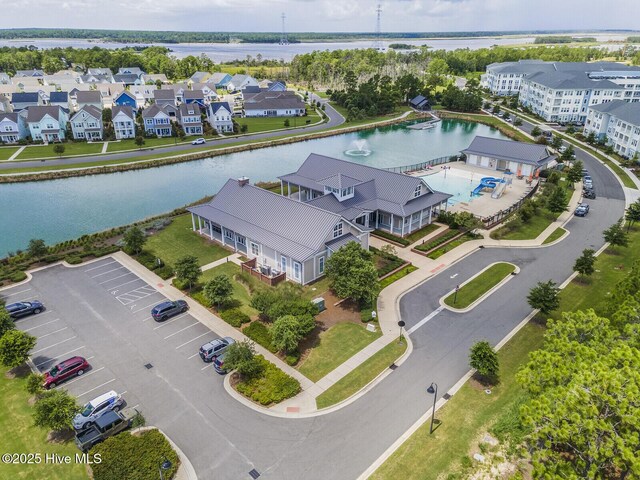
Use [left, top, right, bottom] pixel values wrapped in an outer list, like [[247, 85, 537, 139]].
[[344, 139, 372, 157]]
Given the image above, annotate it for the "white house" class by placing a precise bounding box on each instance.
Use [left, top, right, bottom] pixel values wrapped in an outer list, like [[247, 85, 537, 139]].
[[226, 74, 259, 92], [142, 104, 172, 137], [178, 103, 203, 136], [0, 112, 29, 143], [243, 91, 306, 117], [207, 102, 233, 133], [70, 105, 103, 141], [26, 105, 68, 142], [584, 100, 640, 159], [111, 105, 136, 140]]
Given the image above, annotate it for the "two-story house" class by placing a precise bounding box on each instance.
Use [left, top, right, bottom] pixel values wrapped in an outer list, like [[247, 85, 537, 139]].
[[0, 112, 29, 143], [207, 102, 233, 133], [142, 104, 172, 137], [113, 90, 139, 109], [178, 103, 203, 136], [26, 105, 68, 142], [70, 105, 104, 141], [111, 105, 136, 140]]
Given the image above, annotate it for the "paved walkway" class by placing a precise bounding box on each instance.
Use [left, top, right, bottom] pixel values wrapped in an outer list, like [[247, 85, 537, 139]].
[[7, 146, 24, 161]]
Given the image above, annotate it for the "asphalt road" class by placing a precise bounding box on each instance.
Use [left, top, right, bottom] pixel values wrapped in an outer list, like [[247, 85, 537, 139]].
[[0, 94, 344, 172], [1, 120, 627, 480]]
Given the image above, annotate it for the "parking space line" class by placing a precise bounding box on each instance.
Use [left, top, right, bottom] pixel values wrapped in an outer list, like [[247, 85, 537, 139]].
[[131, 298, 165, 313], [140, 316, 153, 322], [108, 278, 145, 290], [175, 331, 210, 349], [90, 266, 126, 278], [20, 295, 39, 301], [57, 367, 105, 388], [153, 313, 189, 330], [120, 390, 127, 396], [3, 288, 32, 297], [76, 379, 116, 398], [164, 322, 199, 340], [24, 318, 61, 332], [99, 272, 134, 285], [35, 346, 85, 367], [35, 327, 68, 340], [32, 336, 77, 354], [187, 352, 200, 360], [84, 261, 117, 272], [201, 363, 214, 371]]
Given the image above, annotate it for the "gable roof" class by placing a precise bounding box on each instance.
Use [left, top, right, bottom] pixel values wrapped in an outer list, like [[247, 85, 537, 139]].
[[49, 91, 68, 103], [525, 71, 622, 90], [113, 74, 141, 84], [76, 90, 102, 103], [26, 105, 62, 123], [280, 154, 452, 218], [179, 102, 202, 117], [589, 99, 640, 126], [112, 105, 135, 120], [71, 105, 102, 121], [0, 112, 19, 123], [154, 89, 176, 101], [142, 103, 171, 118], [210, 101, 232, 114], [184, 89, 205, 100], [188, 179, 351, 261], [190, 71, 211, 83], [208, 72, 232, 85], [462, 136, 555, 167], [243, 91, 305, 111], [114, 90, 136, 101]]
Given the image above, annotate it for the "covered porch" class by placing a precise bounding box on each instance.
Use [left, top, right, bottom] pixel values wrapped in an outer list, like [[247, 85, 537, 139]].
[[190, 212, 247, 254], [374, 203, 445, 237]]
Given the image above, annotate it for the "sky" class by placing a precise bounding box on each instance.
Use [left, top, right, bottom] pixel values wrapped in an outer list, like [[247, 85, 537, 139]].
[[0, 0, 636, 33]]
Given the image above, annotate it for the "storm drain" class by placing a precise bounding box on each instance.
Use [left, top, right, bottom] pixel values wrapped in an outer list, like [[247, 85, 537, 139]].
[[249, 469, 260, 479], [443, 393, 451, 400], [389, 363, 398, 370], [144, 363, 153, 369]]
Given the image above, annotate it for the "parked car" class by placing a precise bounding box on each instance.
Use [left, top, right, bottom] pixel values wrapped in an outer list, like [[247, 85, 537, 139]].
[[73, 390, 124, 431], [75, 409, 136, 452], [151, 300, 188, 322], [5, 301, 45, 319], [43, 356, 90, 389], [575, 204, 590, 217], [199, 337, 235, 362], [584, 181, 593, 190], [213, 352, 228, 374], [583, 175, 592, 183], [582, 169, 589, 177], [583, 188, 596, 199], [558, 146, 567, 153], [191, 137, 206, 145]]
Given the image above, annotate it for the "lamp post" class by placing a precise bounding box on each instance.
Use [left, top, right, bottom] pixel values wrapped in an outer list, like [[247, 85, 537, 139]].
[[397, 320, 405, 343], [426, 382, 438, 434], [453, 285, 459, 305], [159, 458, 172, 480]]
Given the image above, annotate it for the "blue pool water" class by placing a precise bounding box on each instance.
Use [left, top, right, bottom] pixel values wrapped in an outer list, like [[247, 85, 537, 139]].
[[421, 169, 480, 205]]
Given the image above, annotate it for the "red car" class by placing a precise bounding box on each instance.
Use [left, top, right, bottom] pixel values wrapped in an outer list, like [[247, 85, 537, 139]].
[[43, 356, 90, 389]]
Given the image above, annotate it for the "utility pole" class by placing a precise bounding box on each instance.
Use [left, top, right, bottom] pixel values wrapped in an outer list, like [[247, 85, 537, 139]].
[[280, 13, 289, 46], [372, 4, 383, 51]]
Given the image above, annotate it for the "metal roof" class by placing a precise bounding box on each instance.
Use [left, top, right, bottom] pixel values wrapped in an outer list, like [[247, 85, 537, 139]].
[[589, 100, 640, 126], [525, 71, 622, 90], [188, 179, 355, 261], [462, 136, 555, 167], [318, 173, 363, 189], [326, 233, 358, 252], [210, 102, 232, 114], [11, 92, 39, 103], [49, 91, 68, 103], [112, 105, 135, 120]]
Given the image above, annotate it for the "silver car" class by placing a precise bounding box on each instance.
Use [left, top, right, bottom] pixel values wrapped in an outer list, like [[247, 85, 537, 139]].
[[73, 390, 124, 430], [199, 337, 235, 362]]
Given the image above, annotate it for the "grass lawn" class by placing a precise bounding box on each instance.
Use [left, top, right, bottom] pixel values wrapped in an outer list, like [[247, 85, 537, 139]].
[[444, 262, 515, 309], [145, 214, 230, 267], [237, 110, 323, 134], [297, 323, 381, 382], [490, 208, 560, 241], [426, 233, 480, 260], [106, 137, 185, 153], [198, 262, 259, 317], [0, 146, 20, 160], [543, 227, 567, 245], [404, 223, 441, 244], [301, 276, 332, 301], [316, 338, 407, 409], [379, 265, 418, 289], [0, 367, 88, 480], [371, 322, 545, 480], [436, 111, 531, 143], [15, 142, 104, 160], [332, 105, 411, 127]]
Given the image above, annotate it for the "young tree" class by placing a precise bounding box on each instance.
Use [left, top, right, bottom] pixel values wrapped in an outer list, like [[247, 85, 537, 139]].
[[560, 144, 575, 162], [469, 340, 499, 382], [270, 314, 316, 354], [513, 117, 523, 127], [33, 389, 80, 432], [174, 255, 201, 289], [551, 135, 563, 151], [283, 119, 290, 127], [223, 340, 263, 378], [27, 238, 47, 258], [325, 242, 379, 304], [26, 373, 45, 396], [531, 126, 542, 137], [625, 200, 640, 231], [603, 221, 628, 248], [0, 330, 37, 368], [0, 310, 15, 338], [566, 160, 584, 184], [546, 185, 568, 213], [203, 274, 233, 309], [123, 226, 146, 255], [527, 280, 561, 315], [573, 248, 596, 278], [135, 136, 145, 149], [52, 144, 65, 157]]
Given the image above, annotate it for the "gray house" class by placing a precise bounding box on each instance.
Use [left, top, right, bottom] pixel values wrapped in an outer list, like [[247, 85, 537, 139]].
[[279, 154, 452, 237], [188, 177, 368, 285]]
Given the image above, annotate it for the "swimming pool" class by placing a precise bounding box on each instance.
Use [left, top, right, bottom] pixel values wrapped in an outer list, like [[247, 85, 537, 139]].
[[421, 169, 480, 205]]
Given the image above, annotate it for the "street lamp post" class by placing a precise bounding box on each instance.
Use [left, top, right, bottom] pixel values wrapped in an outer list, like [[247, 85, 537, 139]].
[[159, 458, 172, 480], [397, 320, 405, 343], [453, 285, 459, 305], [427, 382, 438, 434]]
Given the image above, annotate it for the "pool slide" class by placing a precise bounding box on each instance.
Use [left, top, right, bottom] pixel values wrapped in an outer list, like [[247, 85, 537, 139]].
[[472, 177, 505, 196]]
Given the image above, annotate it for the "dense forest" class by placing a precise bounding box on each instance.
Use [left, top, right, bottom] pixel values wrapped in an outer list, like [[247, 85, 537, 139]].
[[0, 28, 622, 44], [534, 36, 597, 44]]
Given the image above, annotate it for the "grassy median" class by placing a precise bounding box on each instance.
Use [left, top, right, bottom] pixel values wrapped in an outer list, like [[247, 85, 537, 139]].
[[542, 227, 567, 245], [444, 262, 515, 309]]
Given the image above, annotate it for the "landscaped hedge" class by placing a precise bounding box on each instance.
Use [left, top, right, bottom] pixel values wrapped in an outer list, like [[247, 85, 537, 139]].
[[370, 246, 406, 277], [243, 321, 277, 353], [90, 428, 179, 480], [9, 270, 27, 283], [154, 265, 174, 280], [414, 229, 459, 252], [64, 255, 83, 265], [372, 230, 410, 246], [220, 308, 251, 327], [235, 356, 301, 405]]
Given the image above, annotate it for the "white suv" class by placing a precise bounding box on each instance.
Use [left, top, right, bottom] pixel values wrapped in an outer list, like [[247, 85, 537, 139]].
[[73, 391, 124, 430]]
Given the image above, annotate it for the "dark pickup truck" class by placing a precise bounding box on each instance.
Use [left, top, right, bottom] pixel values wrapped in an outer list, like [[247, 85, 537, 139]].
[[74, 408, 136, 452]]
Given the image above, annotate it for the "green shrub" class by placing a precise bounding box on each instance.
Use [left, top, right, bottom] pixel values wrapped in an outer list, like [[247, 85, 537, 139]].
[[135, 251, 162, 270], [40, 253, 64, 264], [130, 411, 146, 429], [191, 291, 210, 307], [9, 271, 27, 283], [242, 321, 277, 353], [219, 308, 251, 327], [414, 229, 459, 252], [285, 350, 300, 366], [235, 356, 301, 405], [172, 277, 191, 291], [65, 255, 83, 265], [26, 373, 44, 396], [90, 429, 179, 480], [154, 265, 174, 280], [372, 229, 410, 246]]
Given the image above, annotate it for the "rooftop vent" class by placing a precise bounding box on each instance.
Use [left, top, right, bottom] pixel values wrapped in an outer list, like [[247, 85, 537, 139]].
[[238, 176, 250, 187]]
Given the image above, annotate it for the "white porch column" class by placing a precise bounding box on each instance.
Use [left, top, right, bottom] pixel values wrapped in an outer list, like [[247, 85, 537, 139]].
[[401, 217, 405, 237], [209, 222, 213, 240], [198, 216, 202, 234], [287, 182, 291, 198], [191, 212, 196, 231], [280, 179, 284, 196], [390, 214, 394, 234], [428, 207, 432, 224], [419, 209, 423, 228]]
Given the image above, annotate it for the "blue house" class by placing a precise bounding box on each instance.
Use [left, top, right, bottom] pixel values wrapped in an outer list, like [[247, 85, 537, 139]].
[[113, 90, 138, 109], [208, 73, 232, 89], [268, 81, 287, 92]]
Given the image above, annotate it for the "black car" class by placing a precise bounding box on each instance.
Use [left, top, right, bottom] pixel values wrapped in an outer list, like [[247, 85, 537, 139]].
[[6, 301, 45, 319], [583, 188, 596, 199], [575, 204, 590, 217], [151, 300, 188, 322]]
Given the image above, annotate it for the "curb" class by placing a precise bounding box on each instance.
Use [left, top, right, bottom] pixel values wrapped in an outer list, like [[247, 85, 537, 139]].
[[439, 262, 520, 313], [131, 427, 198, 480]]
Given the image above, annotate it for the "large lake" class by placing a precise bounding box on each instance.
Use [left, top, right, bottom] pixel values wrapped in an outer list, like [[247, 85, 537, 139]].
[[0, 119, 508, 256], [0, 33, 631, 62]]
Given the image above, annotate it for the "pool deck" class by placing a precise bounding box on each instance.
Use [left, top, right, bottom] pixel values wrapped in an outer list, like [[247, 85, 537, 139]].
[[412, 161, 534, 218]]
